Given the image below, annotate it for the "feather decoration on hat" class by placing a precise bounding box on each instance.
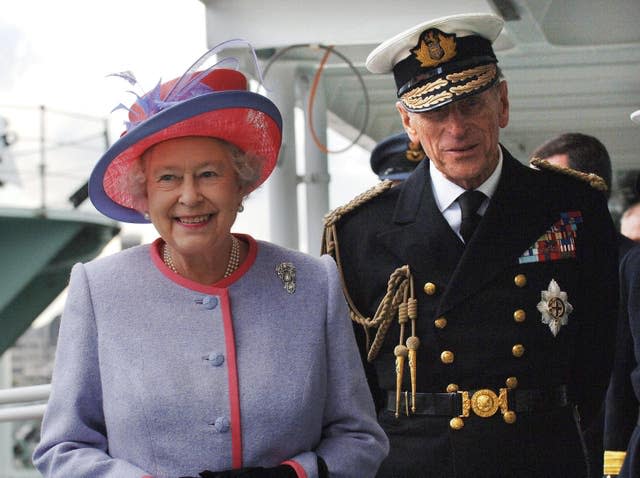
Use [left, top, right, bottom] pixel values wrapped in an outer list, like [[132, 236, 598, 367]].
[[107, 38, 267, 131], [107, 70, 138, 86]]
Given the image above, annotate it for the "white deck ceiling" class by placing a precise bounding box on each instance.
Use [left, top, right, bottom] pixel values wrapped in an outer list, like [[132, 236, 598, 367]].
[[202, 0, 640, 192]]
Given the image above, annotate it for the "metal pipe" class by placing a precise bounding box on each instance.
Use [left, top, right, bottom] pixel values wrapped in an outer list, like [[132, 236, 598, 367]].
[[264, 62, 299, 249], [0, 404, 47, 422], [0, 384, 50, 405], [301, 74, 329, 256], [39, 104, 46, 212]]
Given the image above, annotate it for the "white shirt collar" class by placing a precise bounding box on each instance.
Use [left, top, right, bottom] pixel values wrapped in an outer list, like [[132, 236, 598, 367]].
[[430, 148, 503, 214]]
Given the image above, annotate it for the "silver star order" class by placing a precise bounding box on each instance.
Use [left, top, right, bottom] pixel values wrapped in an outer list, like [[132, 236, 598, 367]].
[[537, 279, 573, 337]]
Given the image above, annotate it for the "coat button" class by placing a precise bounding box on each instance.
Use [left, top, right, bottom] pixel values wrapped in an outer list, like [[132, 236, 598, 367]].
[[213, 416, 230, 433], [446, 383, 459, 393], [512, 344, 525, 358], [505, 376, 518, 389], [434, 317, 448, 329], [201, 295, 219, 309], [514, 274, 527, 288], [208, 352, 225, 367], [503, 411, 517, 424], [440, 350, 454, 364], [423, 282, 437, 295], [450, 417, 464, 430], [513, 309, 526, 323]]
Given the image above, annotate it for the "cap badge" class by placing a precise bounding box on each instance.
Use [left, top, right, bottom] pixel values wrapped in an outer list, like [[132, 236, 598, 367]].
[[405, 141, 426, 162], [411, 29, 457, 68], [276, 262, 296, 294], [536, 279, 573, 337]]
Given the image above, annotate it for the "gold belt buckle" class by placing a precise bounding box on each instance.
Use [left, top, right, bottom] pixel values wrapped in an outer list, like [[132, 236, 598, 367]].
[[459, 388, 509, 418]]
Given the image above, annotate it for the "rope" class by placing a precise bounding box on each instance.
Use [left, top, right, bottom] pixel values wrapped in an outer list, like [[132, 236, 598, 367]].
[[321, 181, 415, 362]]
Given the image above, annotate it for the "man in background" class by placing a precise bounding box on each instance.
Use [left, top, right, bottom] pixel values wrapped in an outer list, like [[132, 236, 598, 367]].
[[532, 132, 635, 259], [604, 109, 640, 477], [369, 132, 425, 185], [531, 132, 632, 475], [621, 202, 640, 242]]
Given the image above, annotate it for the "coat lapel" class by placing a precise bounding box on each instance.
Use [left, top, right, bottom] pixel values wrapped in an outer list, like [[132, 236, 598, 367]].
[[436, 149, 561, 315], [376, 160, 464, 284]]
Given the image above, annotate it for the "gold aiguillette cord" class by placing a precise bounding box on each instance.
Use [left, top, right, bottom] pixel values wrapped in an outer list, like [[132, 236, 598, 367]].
[[394, 299, 409, 418]]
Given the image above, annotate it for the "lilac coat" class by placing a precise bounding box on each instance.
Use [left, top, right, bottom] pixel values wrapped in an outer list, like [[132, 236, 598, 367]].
[[33, 235, 388, 478]]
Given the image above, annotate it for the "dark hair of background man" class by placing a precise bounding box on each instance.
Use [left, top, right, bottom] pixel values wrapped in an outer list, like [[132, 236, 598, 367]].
[[532, 132, 612, 198]]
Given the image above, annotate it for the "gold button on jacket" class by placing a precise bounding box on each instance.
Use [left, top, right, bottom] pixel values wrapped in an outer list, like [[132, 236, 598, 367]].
[[440, 351, 454, 364], [512, 344, 525, 358], [514, 274, 527, 288], [434, 317, 447, 329], [513, 309, 526, 322], [423, 282, 437, 295]]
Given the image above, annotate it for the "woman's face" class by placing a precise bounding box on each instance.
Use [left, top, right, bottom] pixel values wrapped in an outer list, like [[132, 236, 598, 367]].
[[144, 136, 245, 259]]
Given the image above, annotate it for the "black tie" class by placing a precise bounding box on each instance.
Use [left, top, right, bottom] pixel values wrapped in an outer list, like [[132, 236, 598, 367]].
[[458, 190, 486, 243]]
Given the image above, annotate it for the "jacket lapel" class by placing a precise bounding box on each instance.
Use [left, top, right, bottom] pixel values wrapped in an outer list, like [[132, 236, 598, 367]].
[[376, 160, 464, 284], [436, 149, 561, 315]]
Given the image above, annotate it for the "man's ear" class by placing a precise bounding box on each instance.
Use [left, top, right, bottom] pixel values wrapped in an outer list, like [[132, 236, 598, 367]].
[[396, 101, 418, 142], [496, 80, 510, 129]]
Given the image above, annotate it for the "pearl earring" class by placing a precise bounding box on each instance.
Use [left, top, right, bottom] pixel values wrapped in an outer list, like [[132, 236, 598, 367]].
[[238, 204, 244, 213]]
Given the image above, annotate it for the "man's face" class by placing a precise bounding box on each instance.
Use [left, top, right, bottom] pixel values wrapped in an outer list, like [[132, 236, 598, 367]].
[[398, 81, 510, 190]]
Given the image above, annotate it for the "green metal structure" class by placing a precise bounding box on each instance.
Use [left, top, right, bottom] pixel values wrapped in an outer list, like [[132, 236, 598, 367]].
[[0, 208, 119, 355]]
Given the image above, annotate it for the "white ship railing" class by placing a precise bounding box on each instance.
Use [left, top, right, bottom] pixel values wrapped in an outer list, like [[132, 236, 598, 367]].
[[0, 384, 49, 423]]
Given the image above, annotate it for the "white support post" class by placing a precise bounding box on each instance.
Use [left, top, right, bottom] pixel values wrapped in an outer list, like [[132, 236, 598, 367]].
[[264, 62, 300, 250], [0, 352, 12, 473], [300, 74, 329, 256]]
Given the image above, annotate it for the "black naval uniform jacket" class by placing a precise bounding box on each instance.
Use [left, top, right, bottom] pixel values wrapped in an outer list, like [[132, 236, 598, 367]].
[[332, 147, 618, 478], [605, 243, 640, 477]]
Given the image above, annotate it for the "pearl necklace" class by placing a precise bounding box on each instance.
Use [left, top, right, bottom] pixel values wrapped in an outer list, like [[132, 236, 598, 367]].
[[163, 235, 241, 279], [224, 235, 241, 278]]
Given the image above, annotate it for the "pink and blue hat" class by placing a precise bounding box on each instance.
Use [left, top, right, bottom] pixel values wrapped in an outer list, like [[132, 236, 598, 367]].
[[89, 41, 282, 223]]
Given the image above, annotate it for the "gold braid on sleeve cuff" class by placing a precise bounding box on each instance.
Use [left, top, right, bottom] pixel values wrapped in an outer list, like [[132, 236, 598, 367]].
[[604, 450, 627, 476]]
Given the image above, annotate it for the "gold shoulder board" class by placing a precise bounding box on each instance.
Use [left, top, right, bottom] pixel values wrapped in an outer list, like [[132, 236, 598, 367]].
[[530, 157, 608, 192], [320, 180, 394, 337], [323, 180, 395, 228]]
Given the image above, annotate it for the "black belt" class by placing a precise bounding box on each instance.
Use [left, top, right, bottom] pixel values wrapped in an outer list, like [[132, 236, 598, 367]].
[[386, 385, 570, 417]]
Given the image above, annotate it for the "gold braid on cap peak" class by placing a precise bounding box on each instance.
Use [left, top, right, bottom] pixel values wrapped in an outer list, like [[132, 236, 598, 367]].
[[401, 63, 497, 111], [530, 157, 608, 192]]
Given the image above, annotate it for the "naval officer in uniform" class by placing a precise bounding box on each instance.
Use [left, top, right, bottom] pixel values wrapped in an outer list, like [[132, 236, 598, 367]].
[[323, 13, 619, 478], [369, 132, 425, 185], [603, 109, 640, 478]]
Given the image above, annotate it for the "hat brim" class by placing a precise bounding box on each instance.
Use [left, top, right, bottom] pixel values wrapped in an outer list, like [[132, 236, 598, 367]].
[[631, 109, 640, 124], [89, 91, 282, 223], [366, 13, 504, 74]]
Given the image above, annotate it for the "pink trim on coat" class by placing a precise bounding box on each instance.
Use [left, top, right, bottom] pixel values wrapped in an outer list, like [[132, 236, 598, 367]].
[[150, 233, 257, 291], [282, 460, 308, 478]]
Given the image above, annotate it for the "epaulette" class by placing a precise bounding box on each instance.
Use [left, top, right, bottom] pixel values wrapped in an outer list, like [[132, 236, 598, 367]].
[[530, 157, 608, 192], [323, 180, 395, 228]]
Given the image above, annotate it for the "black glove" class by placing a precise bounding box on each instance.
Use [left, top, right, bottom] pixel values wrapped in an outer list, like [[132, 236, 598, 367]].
[[186, 465, 296, 478], [317, 456, 329, 478]]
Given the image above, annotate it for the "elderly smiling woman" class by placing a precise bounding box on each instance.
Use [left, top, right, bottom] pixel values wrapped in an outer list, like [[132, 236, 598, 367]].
[[32, 43, 388, 478]]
